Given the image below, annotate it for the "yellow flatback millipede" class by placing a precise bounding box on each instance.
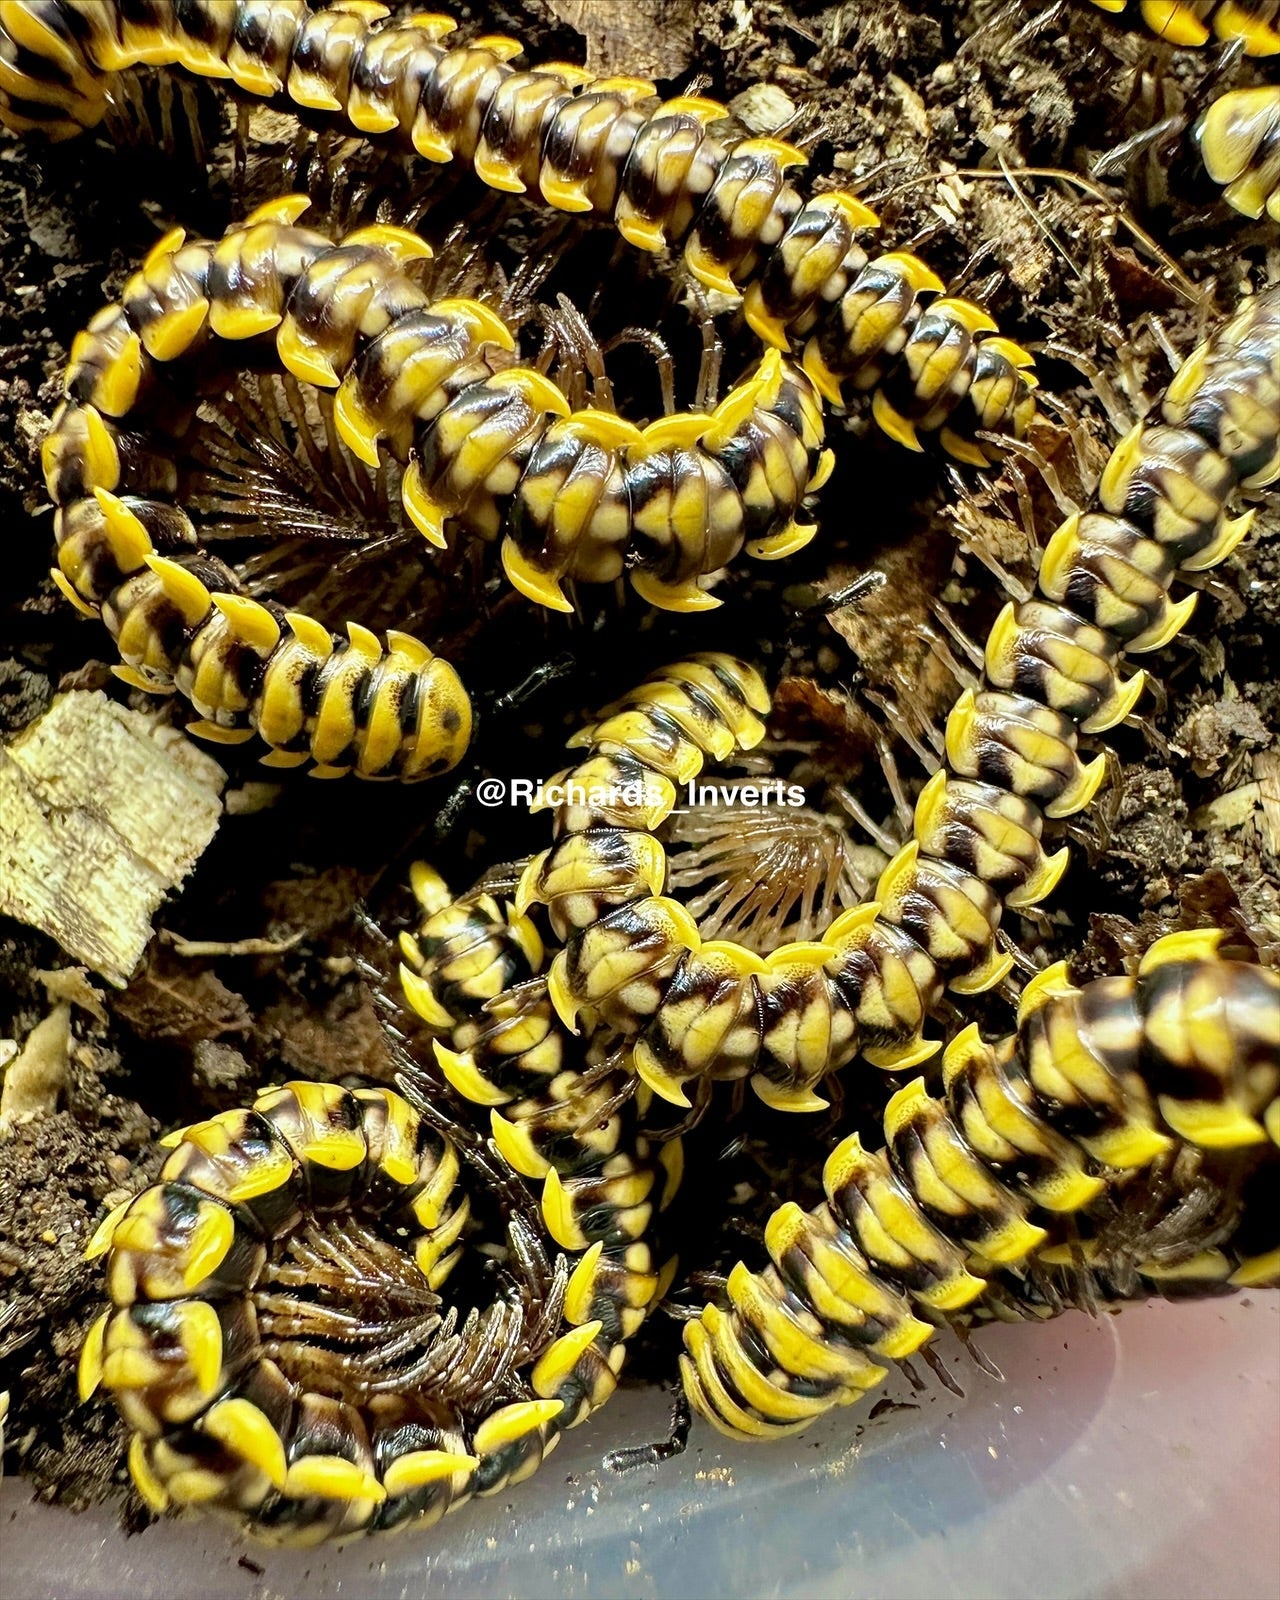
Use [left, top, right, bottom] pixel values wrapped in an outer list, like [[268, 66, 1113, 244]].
[[680, 932, 1280, 1440], [77, 1079, 630, 1543], [0, 0, 1039, 464], [517, 287, 1280, 1109], [42, 197, 842, 779], [397, 862, 682, 1385]]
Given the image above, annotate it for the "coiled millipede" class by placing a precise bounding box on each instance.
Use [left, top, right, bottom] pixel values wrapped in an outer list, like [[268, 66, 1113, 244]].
[[517, 287, 1280, 1109], [680, 933, 1280, 1440], [75, 1079, 635, 1543], [0, 0, 1039, 464], [41, 198, 841, 778]]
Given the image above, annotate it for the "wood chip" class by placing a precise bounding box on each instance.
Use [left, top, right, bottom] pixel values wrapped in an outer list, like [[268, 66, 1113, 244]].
[[0, 692, 225, 986], [0, 1004, 70, 1130], [33, 967, 108, 1026], [1190, 781, 1261, 833], [1253, 749, 1280, 858], [159, 930, 305, 960], [888, 73, 931, 140], [728, 83, 796, 134], [543, 0, 696, 78]]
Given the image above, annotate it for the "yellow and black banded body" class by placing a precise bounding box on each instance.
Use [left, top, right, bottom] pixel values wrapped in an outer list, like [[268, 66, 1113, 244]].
[[0, 1, 1038, 463], [1078, 1, 1280, 221], [680, 936, 1280, 1441], [42, 201, 838, 784], [519, 290, 1280, 1108], [43, 197, 486, 779], [397, 865, 681, 1430], [43, 203, 831, 630], [78, 1080, 609, 1543], [1082, 0, 1280, 53], [1197, 86, 1280, 222]]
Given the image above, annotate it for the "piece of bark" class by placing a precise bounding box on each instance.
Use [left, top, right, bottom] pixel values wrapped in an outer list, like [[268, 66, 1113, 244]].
[[1251, 749, 1280, 858], [544, 0, 696, 78], [0, 692, 225, 987]]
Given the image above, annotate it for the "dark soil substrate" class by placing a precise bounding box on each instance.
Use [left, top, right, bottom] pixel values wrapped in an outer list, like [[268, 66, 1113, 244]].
[[0, 0, 1276, 1534]]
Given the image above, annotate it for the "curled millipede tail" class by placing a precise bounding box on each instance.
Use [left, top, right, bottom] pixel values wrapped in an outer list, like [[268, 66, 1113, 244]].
[[80, 1082, 590, 1542], [41, 205, 840, 774]]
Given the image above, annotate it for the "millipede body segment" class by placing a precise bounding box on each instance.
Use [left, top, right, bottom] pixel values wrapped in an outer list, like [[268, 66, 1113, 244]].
[[1083, 0, 1280, 53], [518, 289, 1280, 1107], [43, 198, 482, 781], [0, 1, 1038, 463], [1078, 0, 1280, 221], [1197, 86, 1280, 223], [397, 863, 681, 1423], [78, 1080, 601, 1543], [680, 935, 1280, 1440]]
